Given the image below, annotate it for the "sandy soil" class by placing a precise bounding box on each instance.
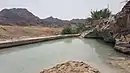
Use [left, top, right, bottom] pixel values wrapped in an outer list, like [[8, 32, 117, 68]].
[[41, 61, 100, 73], [0, 25, 62, 41]]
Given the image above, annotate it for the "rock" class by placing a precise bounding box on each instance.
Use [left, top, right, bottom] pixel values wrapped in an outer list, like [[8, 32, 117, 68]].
[[114, 45, 130, 54], [113, 1, 130, 54], [114, 39, 130, 54], [83, 17, 115, 43], [40, 61, 100, 73], [84, 28, 99, 38], [83, 1, 130, 55]]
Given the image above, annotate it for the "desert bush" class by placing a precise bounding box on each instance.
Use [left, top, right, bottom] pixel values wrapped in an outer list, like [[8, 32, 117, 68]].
[[90, 8, 111, 20]]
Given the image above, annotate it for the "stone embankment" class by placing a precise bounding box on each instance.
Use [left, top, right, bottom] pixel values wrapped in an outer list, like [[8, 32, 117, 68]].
[[0, 34, 80, 48], [41, 61, 100, 73]]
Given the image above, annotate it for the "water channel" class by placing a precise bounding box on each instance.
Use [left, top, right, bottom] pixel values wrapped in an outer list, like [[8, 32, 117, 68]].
[[0, 38, 124, 73]]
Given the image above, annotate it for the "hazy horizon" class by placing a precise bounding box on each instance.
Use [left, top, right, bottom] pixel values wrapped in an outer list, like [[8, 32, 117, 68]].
[[0, 0, 125, 20]]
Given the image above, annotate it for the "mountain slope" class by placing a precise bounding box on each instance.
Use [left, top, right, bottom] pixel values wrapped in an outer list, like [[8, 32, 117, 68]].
[[41, 16, 70, 27], [71, 19, 87, 24], [0, 8, 87, 27], [0, 8, 41, 25]]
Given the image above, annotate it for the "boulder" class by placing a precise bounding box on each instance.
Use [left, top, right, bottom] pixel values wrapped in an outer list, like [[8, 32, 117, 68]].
[[114, 39, 130, 54], [84, 17, 115, 43]]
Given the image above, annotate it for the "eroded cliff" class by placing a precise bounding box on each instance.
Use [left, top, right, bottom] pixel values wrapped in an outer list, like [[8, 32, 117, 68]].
[[84, 1, 130, 54]]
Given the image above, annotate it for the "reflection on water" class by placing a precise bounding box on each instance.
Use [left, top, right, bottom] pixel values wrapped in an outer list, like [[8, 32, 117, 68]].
[[63, 38, 73, 43], [81, 38, 121, 59], [0, 38, 122, 73]]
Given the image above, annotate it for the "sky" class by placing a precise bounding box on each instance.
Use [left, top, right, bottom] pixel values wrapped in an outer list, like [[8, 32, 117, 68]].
[[0, 0, 126, 20]]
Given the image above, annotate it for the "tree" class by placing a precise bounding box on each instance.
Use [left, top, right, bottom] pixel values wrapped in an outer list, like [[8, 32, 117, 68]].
[[90, 8, 111, 20]]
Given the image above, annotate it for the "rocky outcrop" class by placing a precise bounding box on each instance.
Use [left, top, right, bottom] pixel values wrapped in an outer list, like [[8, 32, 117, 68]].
[[113, 1, 130, 54], [114, 39, 130, 54], [84, 1, 130, 54], [84, 16, 115, 43], [40, 61, 100, 73], [83, 28, 99, 38]]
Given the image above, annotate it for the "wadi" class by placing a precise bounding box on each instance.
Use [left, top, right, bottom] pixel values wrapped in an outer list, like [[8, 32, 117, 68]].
[[0, 0, 130, 73]]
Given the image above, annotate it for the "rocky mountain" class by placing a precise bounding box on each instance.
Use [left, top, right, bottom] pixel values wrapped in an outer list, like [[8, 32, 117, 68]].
[[0, 8, 87, 27], [71, 19, 87, 24], [41, 16, 70, 27], [0, 8, 71, 27], [0, 8, 42, 25]]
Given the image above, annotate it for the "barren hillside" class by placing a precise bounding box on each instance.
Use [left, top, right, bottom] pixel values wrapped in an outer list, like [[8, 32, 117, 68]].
[[0, 25, 62, 41]]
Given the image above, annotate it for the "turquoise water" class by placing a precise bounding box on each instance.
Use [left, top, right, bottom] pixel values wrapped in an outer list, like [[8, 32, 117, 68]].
[[0, 38, 122, 73]]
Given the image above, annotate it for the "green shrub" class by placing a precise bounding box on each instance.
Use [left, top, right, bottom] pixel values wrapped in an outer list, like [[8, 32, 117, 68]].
[[62, 27, 73, 34], [91, 8, 111, 20], [61, 27, 80, 34]]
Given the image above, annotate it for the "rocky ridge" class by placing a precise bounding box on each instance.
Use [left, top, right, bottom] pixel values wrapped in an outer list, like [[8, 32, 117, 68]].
[[0, 8, 70, 27], [41, 16, 70, 27], [0, 8, 87, 27]]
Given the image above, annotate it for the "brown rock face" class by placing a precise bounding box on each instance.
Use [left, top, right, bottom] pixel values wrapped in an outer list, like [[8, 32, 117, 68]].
[[115, 1, 130, 34], [84, 1, 130, 54], [113, 1, 130, 54], [40, 61, 100, 73]]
